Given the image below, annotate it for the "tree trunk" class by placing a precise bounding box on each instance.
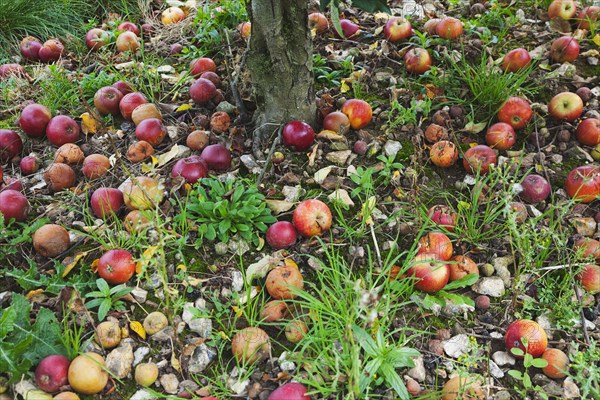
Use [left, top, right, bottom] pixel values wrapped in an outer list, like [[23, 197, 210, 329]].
[[247, 0, 316, 142]]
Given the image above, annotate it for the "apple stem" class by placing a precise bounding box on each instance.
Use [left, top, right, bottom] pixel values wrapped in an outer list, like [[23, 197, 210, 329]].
[[370, 223, 382, 268]]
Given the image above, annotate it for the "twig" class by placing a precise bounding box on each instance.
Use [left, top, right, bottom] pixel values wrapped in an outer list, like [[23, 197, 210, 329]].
[[573, 281, 591, 346], [370, 223, 383, 268], [256, 125, 282, 185], [224, 29, 249, 124]]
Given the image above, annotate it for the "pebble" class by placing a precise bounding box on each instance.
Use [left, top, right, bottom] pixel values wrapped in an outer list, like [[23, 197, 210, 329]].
[[150, 326, 175, 342], [428, 339, 444, 356], [131, 287, 148, 303], [536, 314, 554, 339], [443, 334, 470, 359], [541, 380, 563, 398], [325, 150, 352, 166], [130, 389, 156, 400], [472, 277, 506, 297], [494, 390, 511, 400], [188, 343, 217, 374], [240, 154, 260, 174], [479, 263, 495, 277], [133, 346, 151, 366], [571, 318, 596, 330], [282, 185, 301, 202], [407, 356, 426, 382], [492, 351, 516, 367], [563, 377, 581, 398], [215, 101, 236, 114], [105, 339, 134, 379], [231, 270, 244, 292], [492, 256, 513, 286], [572, 217, 597, 237], [228, 238, 250, 255], [182, 303, 212, 338], [489, 360, 504, 378], [383, 140, 403, 158], [160, 373, 180, 394]]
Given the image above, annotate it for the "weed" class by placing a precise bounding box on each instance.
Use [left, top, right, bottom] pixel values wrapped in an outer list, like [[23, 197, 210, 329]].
[[0, 215, 48, 268], [84, 278, 134, 321], [387, 97, 432, 130], [36, 65, 83, 114], [569, 340, 600, 398], [507, 338, 549, 399]]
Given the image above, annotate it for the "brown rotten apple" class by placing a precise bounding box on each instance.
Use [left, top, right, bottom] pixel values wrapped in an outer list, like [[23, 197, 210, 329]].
[[548, 91, 583, 122], [44, 163, 76, 192], [292, 199, 332, 237], [430, 140, 458, 168], [448, 255, 479, 282], [83, 154, 111, 179], [266, 264, 304, 299], [497, 97, 533, 130], [231, 327, 270, 364], [39, 39, 64, 62], [33, 224, 70, 258]]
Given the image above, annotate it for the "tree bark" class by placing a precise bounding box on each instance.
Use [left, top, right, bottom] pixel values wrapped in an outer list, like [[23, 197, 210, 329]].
[[247, 0, 316, 142]]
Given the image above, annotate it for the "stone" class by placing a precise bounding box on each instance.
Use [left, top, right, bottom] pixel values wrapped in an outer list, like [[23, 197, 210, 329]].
[[494, 390, 511, 400], [443, 334, 470, 358], [536, 314, 554, 340], [328, 188, 354, 208], [489, 360, 504, 378], [240, 154, 260, 174], [383, 140, 402, 158], [563, 377, 581, 398], [407, 356, 426, 382], [150, 326, 175, 342], [572, 217, 597, 237], [542, 380, 564, 398], [133, 347, 151, 366], [130, 389, 158, 400], [231, 270, 244, 292], [105, 339, 134, 379], [215, 101, 236, 114], [479, 263, 495, 277], [492, 351, 516, 367], [160, 373, 179, 394], [188, 343, 216, 374], [571, 318, 596, 330], [472, 277, 506, 297], [131, 287, 148, 303], [325, 150, 352, 166], [492, 256, 513, 286], [282, 185, 301, 202]]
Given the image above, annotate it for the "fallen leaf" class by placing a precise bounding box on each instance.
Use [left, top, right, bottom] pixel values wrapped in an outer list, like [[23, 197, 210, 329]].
[[90, 258, 100, 273], [171, 351, 181, 373], [62, 250, 90, 278], [25, 289, 44, 300], [462, 121, 487, 134], [314, 166, 334, 184], [175, 103, 192, 112], [245, 251, 287, 283], [80, 112, 98, 135], [593, 34, 600, 47], [129, 320, 146, 340], [265, 199, 294, 214]]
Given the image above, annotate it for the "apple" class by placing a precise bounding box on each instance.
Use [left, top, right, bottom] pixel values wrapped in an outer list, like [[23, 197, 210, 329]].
[[116, 31, 140, 52], [186, 130, 209, 150], [170, 43, 183, 55], [238, 21, 252, 38], [121, 176, 163, 210], [577, 264, 600, 292], [0, 189, 29, 222], [135, 118, 166, 147], [497, 97, 533, 130], [406, 252, 450, 293], [162, 6, 185, 25], [417, 231, 453, 261], [200, 71, 221, 87], [427, 205, 456, 232], [44, 163, 76, 192], [404, 47, 432, 74], [430, 140, 459, 168], [435, 17, 463, 40], [282, 120, 315, 151], [20, 36, 42, 61], [94, 86, 124, 115], [505, 319, 548, 358], [0, 129, 23, 162], [112, 80, 133, 95], [38, 39, 64, 62], [0, 63, 26, 78], [322, 111, 350, 135], [200, 143, 232, 170], [117, 21, 140, 36], [576, 118, 600, 146], [463, 144, 497, 175], [485, 122, 516, 150], [266, 221, 297, 249], [578, 6, 600, 30], [46, 116, 80, 146], [20, 155, 40, 175], [308, 12, 328, 33], [423, 18, 441, 35], [91, 188, 124, 218], [85, 28, 109, 51], [548, 91, 583, 122], [338, 19, 360, 38], [268, 382, 310, 400], [550, 36, 580, 63], [19, 103, 52, 137], [210, 111, 230, 133], [98, 249, 136, 284], [548, 0, 577, 20], [190, 57, 217, 77], [293, 199, 332, 237], [1, 177, 23, 192], [508, 201, 528, 223], [519, 174, 551, 203], [565, 165, 600, 203], [120, 92, 147, 120], [341, 99, 372, 129], [35, 354, 70, 393], [54, 143, 84, 165], [190, 78, 217, 104], [541, 348, 570, 379], [502, 48, 531, 73], [83, 154, 111, 179], [573, 237, 600, 259], [384, 17, 412, 42], [171, 156, 208, 184]]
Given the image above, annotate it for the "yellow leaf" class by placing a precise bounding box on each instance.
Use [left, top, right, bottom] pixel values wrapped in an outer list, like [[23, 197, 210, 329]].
[[592, 34, 600, 47], [340, 80, 351, 93], [176, 103, 192, 112], [90, 258, 100, 273], [62, 251, 90, 278], [370, 40, 379, 49], [80, 112, 98, 135], [177, 264, 187, 272], [218, 331, 229, 340], [130, 321, 146, 340], [138, 246, 158, 274], [26, 289, 44, 300], [232, 305, 243, 318], [283, 258, 298, 269], [171, 351, 181, 373]]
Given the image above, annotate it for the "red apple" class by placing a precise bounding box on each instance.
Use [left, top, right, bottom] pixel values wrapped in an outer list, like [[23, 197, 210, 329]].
[[404, 47, 432, 74], [548, 91, 583, 122], [576, 118, 600, 146], [120, 92, 147, 120], [20, 155, 40, 175], [0, 189, 29, 222], [98, 249, 136, 284], [423, 18, 441, 35], [384, 17, 412, 42], [292, 199, 332, 237], [200, 143, 232, 170], [46, 116, 80, 146], [573, 237, 600, 259], [0, 63, 26, 78], [161, 6, 185, 25], [449, 255, 479, 282], [577, 264, 600, 292], [541, 348, 570, 379], [268, 382, 310, 400], [550, 36, 580, 63], [417, 231, 453, 261], [308, 12, 328, 33], [282, 120, 315, 151], [91, 188, 124, 218], [112, 80, 134, 95], [83, 154, 111, 179], [116, 31, 140, 52], [502, 48, 531, 73], [505, 319, 548, 358], [1, 177, 23, 192], [190, 78, 217, 104], [430, 140, 459, 168], [578, 6, 600, 30], [135, 118, 166, 147], [170, 43, 184, 55], [497, 97, 533, 130], [0, 129, 23, 162], [200, 71, 221, 87], [519, 174, 551, 203], [548, 0, 577, 20], [85, 28, 109, 51], [171, 156, 208, 184], [19, 103, 52, 138], [266, 221, 297, 249], [565, 165, 600, 203], [20, 36, 42, 61], [190, 57, 217, 77], [118, 21, 140, 36], [406, 253, 450, 293], [94, 86, 124, 115], [341, 99, 372, 129], [322, 111, 350, 135], [338, 19, 360, 38], [463, 144, 497, 175], [435, 17, 463, 40], [485, 122, 516, 150], [427, 205, 456, 232], [38, 39, 64, 62], [35, 354, 70, 393]]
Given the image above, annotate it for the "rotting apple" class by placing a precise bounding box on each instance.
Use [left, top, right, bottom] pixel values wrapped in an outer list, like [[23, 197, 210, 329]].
[[548, 91, 583, 122], [423, 18, 441, 35], [161, 6, 185, 25], [292, 199, 332, 237], [119, 92, 147, 120], [171, 155, 208, 184], [448, 255, 479, 282], [91, 187, 124, 219], [417, 231, 453, 261], [210, 111, 230, 133], [98, 249, 136, 284], [231, 327, 270, 364], [504, 319, 548, 358], [266, 221, 297, 249], [266, 264, 304, 300], [435, 17, 463, 40], [117, 21, 140, 36], [44, 163, 76, 192], [308, 12, 328, 33], [94, 86, 124, 116], [577, 6, 600, 30], [120, 176, 164, 210], [95, 320, 121, 349], [576, 118, 600, 146], [463, 144, 497, 175], [430, 140, 459, 168], [0, 129, 23, 162], [519, 174, 551, 203], [190, 78, 217, 104], [384, 17, 412, 42], [502, 48, 531, 73], [485, 122, 516, 150], [85, 28, 109, 51], [550, 36, 580, 63], [38, 39, 64, 62], [497, 97, 533, 130], [238, 21, 252, 38], [341, 99, 372, 129], [116, 31, 140, 52], [0, 189, 29, 222], [35, 354, 70, 393], [427, 204, 456, 232], [190, 57, 217, 77], [441, 375, 485, 400], [322, 111, 350, 135], [404, 47, 432, 74], [261, 300, 289, 322], [135, 362, 159, 387], [541, 348, 570, 379], [83, 154, 111, 179], [19, 103, 52, 138], [186, 130, 209, 151], [548, 0, 577, 20], [406, 252, 450, 293], [33, 224, 70, 258], [132, 103, 162, 126], [46, 116, 80, 146], [282, 120, 315, 151], [424, 124, 448, 143], [200, 143, 232, 170], [508, 201, 528, 223], [135, 118, 167, 147], [577, 264, 600, 292], [20, 36, 42, 61], [0, 63, 26, 78], [285, 320, 308, 343], [20, 155, 40, 175]]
